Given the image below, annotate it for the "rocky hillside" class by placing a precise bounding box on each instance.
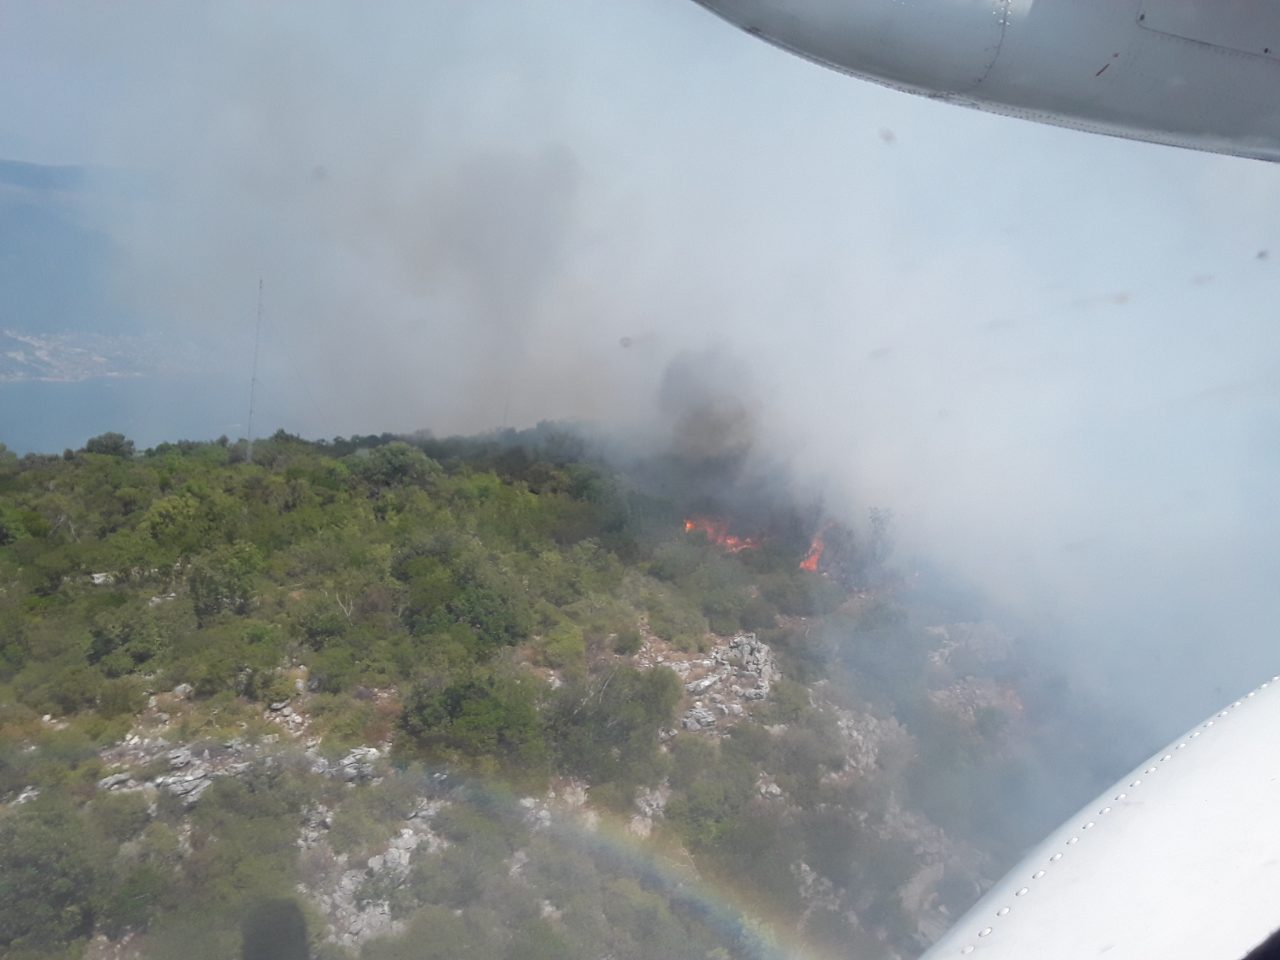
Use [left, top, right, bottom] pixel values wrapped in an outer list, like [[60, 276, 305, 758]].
[[0, 429, 1114, 960]]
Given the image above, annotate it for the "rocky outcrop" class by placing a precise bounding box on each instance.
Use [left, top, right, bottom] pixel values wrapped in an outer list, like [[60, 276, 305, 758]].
[[305, 745, 383, 783], [628, 783, 671, 838], [93, 730, 388, 811], [297, 797, 447, 949], [657, 632, 779, 733], [96, 737, 255, 807]]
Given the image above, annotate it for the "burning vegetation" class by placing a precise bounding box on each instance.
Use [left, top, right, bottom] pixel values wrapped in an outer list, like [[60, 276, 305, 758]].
[[683, 517, 761, 554], [682, 515, 833, 574], [799, 528, 827, 572]]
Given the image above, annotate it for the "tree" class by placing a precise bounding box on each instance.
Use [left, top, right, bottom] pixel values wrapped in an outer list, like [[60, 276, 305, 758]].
[[0, 800, 106, 952], [189, 541, 264, 625], [353, 442, 441, 489], [401, 669, 547, 770], [447, 574, 532, 649], [84, 432, 135, 458], [88, 607, 164, 676]]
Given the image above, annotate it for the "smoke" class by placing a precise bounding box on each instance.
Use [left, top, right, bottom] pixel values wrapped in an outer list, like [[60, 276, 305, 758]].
[[657, 349, 756, 466], [4, 2, 1280, 756]]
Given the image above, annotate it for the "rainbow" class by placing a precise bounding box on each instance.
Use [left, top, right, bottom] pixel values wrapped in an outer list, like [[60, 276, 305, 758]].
[[399, 769, 840, 960]]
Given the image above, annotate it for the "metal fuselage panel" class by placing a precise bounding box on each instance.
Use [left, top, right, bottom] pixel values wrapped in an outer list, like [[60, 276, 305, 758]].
[[695, 0, 1280, 161]]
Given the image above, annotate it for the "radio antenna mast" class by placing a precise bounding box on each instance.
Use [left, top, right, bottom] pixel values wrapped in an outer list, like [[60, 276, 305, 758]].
[[246, 278, 263, 464]]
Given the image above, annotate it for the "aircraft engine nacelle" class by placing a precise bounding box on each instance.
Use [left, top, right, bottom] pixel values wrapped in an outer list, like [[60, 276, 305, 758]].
[[694, 0, 1280, 161]]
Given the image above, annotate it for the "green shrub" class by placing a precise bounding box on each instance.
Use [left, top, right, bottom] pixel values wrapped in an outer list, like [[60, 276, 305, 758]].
[[400, 669, 547, 774], [645, 594, 706, 651], [89, 791, 151, 843], [535, 621, 585, 674], [0, 799, 107, 953], [611, 627, 643, 656], [189, 542, 264, 625], [546, 666, 679, 790]]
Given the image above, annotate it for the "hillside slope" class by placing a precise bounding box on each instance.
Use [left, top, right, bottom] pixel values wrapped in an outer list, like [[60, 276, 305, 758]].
[[0, 429, 1124, 960]]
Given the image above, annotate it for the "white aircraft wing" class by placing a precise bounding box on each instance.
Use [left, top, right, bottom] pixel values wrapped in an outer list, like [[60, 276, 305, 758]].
[[921, 675, 1280, 959]]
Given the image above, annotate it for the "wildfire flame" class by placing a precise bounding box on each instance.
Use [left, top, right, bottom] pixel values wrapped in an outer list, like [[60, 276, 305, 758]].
[[684, 517, 760, 554], [799, 530, 826, 572]]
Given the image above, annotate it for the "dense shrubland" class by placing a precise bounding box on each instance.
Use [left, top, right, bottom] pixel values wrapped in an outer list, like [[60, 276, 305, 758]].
[[0, 428, 1107, 960]]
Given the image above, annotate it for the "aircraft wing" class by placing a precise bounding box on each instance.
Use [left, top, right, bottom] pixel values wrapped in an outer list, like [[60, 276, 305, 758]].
[[921, 674, 1280, 959]]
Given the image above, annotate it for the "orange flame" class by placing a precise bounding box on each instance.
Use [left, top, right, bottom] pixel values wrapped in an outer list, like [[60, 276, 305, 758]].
[[684, 517, 760, 554], [799, 530, 825, 572]]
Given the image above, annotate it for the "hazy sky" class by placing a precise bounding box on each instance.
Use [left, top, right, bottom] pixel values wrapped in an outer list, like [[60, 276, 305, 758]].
[[3, 2, 1279, 737]]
